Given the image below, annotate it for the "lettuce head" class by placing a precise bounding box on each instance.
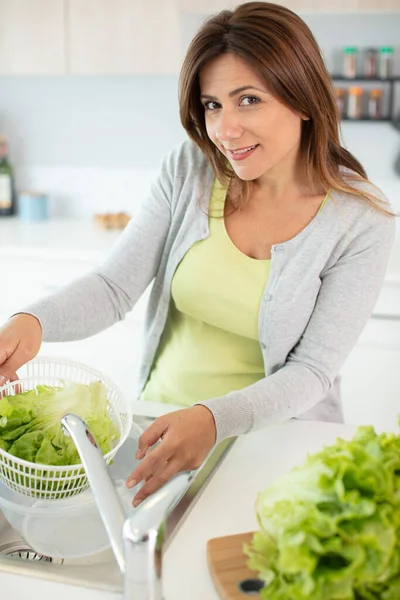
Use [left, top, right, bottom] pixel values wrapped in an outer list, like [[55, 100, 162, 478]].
[[245, 425, 400, 599]]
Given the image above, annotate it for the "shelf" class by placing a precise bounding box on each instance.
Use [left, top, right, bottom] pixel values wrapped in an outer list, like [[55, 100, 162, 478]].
[[331, 75, 400, 82], [330, 75, 399, 127], [341, 117, 391, 121]]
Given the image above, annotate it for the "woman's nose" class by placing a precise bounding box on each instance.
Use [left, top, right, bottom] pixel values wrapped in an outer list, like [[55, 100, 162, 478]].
[[215, 111, 243, 143]]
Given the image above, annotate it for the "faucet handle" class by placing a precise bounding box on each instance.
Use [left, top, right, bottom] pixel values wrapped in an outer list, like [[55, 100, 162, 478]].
[[125, 471, 193, 539], [123, 471, 193, 600]]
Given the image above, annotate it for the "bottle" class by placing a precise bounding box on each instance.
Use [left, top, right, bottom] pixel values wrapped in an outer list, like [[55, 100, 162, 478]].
[[363, 48, 378, 78], [347, 87, 364, 119], [0, 135, 15, 216], [343, 47, 358, 79], [335, 88, 346, 119], [368, 89, 383, 119], [379, 47, 393, 79]]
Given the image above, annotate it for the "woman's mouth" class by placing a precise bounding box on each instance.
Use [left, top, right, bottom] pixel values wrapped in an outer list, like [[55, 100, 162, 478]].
[[225, 144, 259, 161]]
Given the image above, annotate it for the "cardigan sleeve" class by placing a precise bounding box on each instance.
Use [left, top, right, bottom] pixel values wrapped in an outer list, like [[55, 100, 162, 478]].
[[17, 151, 176, 342]]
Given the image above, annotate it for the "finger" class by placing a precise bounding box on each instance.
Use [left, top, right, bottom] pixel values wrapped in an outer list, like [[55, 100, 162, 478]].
[[132, 458, 182, 507], [143, 460, 168, 483], [0, 360, 20, 386], [126, 440, 174, 488], [136, 418, 168, 459]]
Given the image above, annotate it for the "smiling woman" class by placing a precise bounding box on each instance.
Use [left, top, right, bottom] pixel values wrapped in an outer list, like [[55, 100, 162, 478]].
[[0, 3, 396, 516]]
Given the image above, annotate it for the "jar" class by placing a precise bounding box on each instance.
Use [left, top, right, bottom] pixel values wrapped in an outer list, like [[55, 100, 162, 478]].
[[364, 48, 378, 78], [368, 89, 383, 119], [335, 88, 346, 119], [379, 47, 393, 79], [343, 47, 358, 79], [18, 191, 48, 221], [347, 87, 364, 119]]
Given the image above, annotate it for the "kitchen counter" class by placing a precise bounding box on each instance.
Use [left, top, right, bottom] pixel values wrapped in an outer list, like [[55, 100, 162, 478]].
[[0, 217, 121, 261], [0, 415, 362, 600]]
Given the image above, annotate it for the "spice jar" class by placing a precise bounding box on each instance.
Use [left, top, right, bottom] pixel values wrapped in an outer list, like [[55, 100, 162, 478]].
[[379, 47, 393, 79], [347, 87, 364, 119], [364, 48, 378, 78], [335, 88, 346, 119], [368, 89, 383, 119], [343, 47, 358, 78]]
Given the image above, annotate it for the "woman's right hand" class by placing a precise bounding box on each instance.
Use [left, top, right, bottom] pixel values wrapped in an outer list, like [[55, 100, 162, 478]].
[[0, 313, 42, 384]]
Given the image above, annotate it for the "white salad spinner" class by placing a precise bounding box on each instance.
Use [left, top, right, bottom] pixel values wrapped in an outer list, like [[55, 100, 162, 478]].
[[0, 357, 132, 500]]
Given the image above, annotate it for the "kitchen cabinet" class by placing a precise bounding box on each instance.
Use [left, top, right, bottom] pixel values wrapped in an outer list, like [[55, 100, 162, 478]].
[[0, 0, 182, 76], [178, 0, 400, 12], [67, 0, 182, 75], [0, 0, 65, 74], [340, 277, 400, 431], [340, 315, 400, 432]]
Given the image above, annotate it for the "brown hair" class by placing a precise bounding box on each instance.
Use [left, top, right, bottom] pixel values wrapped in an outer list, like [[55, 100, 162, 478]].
[[179, 2, 392, 215]]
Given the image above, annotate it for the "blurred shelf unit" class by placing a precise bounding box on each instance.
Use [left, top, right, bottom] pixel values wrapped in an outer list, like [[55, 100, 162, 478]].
[[331, 76, 400, 125]]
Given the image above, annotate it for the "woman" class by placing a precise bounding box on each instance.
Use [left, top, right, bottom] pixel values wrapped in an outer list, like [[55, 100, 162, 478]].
[[0, 2, 395, 506]]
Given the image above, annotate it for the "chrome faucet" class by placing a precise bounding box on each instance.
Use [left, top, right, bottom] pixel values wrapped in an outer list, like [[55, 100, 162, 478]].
[[61, 413, 192, 600]]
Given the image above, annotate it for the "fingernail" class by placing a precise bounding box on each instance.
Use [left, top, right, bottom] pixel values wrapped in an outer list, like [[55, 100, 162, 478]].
[[126, 479, 137, 489], [0, 376, 6, 386], [133, 498, 142, 508]]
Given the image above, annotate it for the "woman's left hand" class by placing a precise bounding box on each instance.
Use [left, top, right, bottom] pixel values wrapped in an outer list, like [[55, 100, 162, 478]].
[[126, 405, 217, 507]]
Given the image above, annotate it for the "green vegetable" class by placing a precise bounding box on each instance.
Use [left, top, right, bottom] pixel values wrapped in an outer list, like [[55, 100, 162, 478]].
[[0, 381, 119, 467], [245, 425, 400, 599]]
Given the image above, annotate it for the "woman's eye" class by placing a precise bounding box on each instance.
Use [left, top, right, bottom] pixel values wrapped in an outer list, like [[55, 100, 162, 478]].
[[240, 96, 260, 106], [204, 101, 220, 111]]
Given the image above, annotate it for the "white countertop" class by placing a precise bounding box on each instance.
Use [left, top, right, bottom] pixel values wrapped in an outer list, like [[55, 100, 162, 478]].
[[0, 217, 121, 261], [1, 416, 363, 600]]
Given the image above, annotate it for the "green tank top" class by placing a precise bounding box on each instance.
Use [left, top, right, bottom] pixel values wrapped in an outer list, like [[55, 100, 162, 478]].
[[140, 178, 270, 407]]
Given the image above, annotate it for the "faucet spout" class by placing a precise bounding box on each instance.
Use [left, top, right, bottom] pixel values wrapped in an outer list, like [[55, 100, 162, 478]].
[[61, 413, 193, 599], [61, 413, 126, 573]]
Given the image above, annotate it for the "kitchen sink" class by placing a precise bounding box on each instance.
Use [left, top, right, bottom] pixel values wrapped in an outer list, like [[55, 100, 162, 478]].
[[0, 414, 235, 593]]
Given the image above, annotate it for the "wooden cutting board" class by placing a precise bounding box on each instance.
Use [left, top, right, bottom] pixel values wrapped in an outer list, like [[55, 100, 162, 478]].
[[207, 532, 264, 599]]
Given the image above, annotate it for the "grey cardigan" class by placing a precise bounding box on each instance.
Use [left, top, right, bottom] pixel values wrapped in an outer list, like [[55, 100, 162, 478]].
[[23, 140, 395, 445]]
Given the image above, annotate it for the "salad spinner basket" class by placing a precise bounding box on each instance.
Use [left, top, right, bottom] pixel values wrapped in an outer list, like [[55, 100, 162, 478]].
[[0, 357, 132, 500]]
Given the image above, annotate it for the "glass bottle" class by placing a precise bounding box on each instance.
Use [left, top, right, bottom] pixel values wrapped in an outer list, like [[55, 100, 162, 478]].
[[347, 87, 364, 119], [0, 135, 15, 216], [368, 89, 383, 119], [364, 48, 378, 78], [343, 47, 358, 79], [335, 88, 346, 119], [379, 47, 394, 79]]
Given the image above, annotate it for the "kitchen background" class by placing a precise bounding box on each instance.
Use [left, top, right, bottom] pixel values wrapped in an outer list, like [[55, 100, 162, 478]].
[[0, 0, 399, 430]]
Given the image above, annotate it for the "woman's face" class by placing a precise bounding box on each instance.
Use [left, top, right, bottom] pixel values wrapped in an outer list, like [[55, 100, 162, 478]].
[[199, 53, 306, 185]]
